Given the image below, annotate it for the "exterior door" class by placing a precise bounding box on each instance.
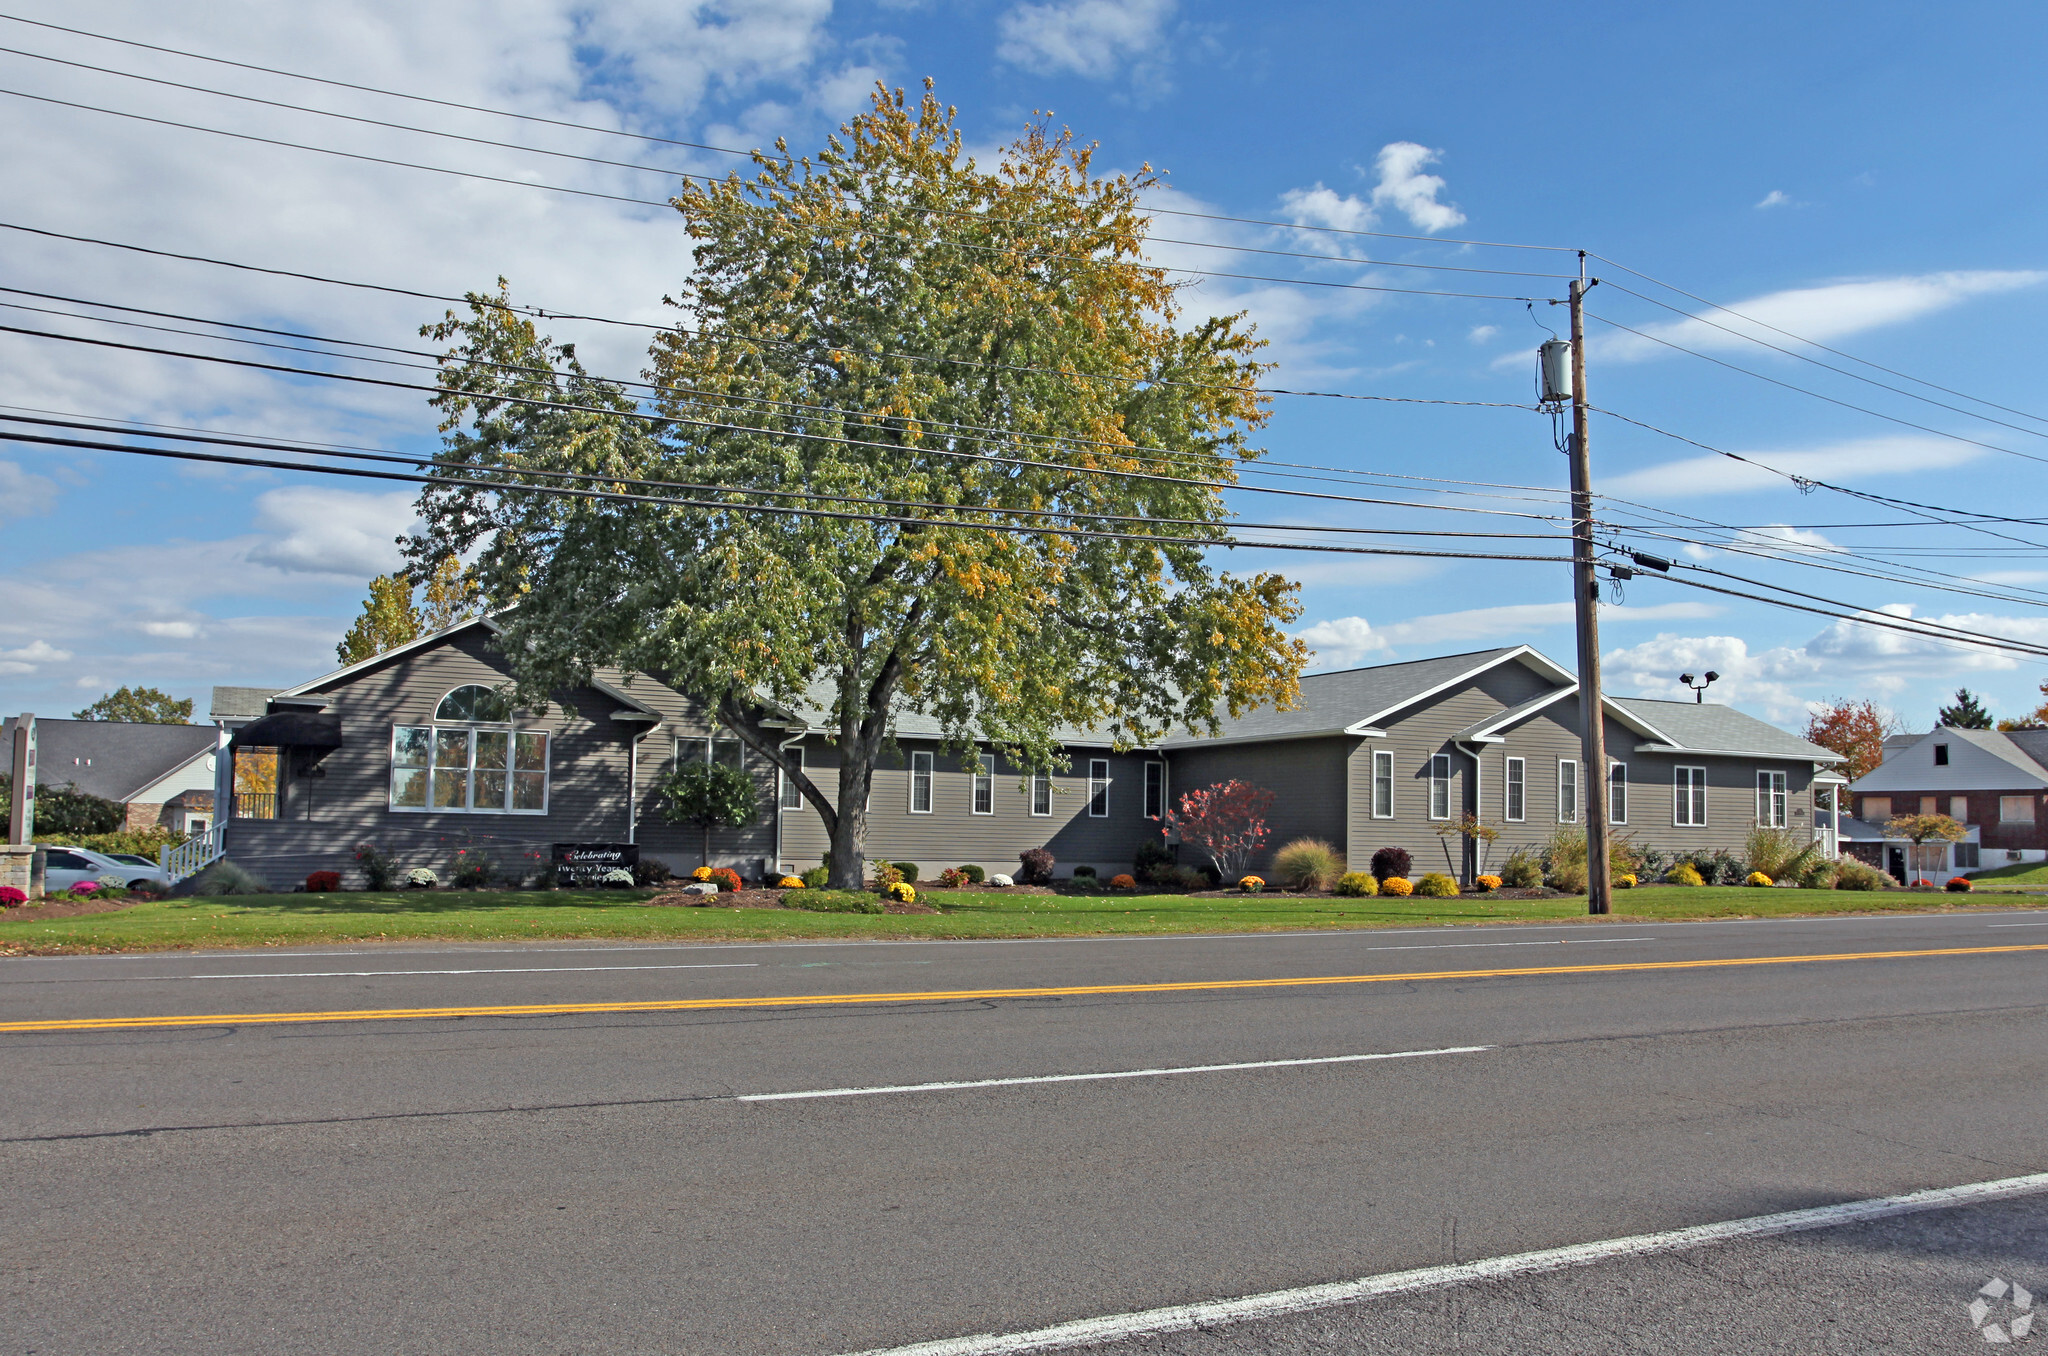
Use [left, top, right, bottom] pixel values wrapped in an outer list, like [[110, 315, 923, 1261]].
[[1885, 846, 1906, 885]]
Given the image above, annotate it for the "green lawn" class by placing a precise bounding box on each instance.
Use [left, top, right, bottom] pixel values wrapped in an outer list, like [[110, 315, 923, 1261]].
[[0, 883, 2018, 955], [1964, 861, 2048, 889]]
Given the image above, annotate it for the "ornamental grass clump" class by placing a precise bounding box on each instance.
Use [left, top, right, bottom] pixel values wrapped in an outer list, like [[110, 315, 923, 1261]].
[[1380, 876, 1414, 897], [1273, 838, 1346, 891], [1334, 871, 1379, 898], [186, 859, 267, 896], [1414, 872, 1459, 898], [1499, 850, 1541, 890]]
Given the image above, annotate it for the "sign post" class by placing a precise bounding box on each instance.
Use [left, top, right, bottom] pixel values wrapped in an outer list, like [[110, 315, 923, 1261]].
[[8, 715, 34, 845]]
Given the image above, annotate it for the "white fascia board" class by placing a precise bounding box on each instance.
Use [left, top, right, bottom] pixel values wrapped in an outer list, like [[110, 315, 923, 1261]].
[[119, 744, 216, 804], [273, 616, 505, 699], [588, 674, 665, 720], [1635, 742, 1845, 763], [1347, 646, 1572, 732], [1455, 686, 1581, 742]]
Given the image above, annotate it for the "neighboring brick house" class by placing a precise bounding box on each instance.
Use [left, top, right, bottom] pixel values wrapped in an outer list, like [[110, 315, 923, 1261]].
[[0, 715, 219, 834], [1846, 726, 2048, 880], [190, 626, 1841, 889]]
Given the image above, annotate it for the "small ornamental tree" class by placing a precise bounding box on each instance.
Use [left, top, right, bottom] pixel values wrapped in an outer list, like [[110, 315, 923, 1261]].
[[1884, 812, 1968, 880], [1802, 698, 1899, 782], [659, 762, 760, 868], [1433, 813, 1501, 880], [1165, 780, 1274, 882]]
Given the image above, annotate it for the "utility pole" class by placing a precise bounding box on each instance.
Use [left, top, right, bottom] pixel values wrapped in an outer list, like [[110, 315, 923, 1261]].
[[1567, 263, 1612, 915]]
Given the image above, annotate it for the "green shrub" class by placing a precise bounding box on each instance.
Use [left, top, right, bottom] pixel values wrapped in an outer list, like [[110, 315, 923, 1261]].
[[1499, 850, 1542, 890], [1334, 871, 1379, 897], [1834, 859, 1890, 891], [1666, 862, 1705, 886], [1132, 838, 1174, 883], [451, 851, 494, 889], [1072, 865, 1097, 879], [35, 826, 189, 858], [633, 858, 674, 888], [1273, 838, 1346, 891], [1162, 864, 1209, 891], [801, 866, 830, 888], [785, 889, 885, 913], [184, 859, 267, 896], [354, 842, 399, 891], [1796, 857, 1839, 890], [891, 862, 920, 883], [1546, 860, 1589, 894], [958, 863, 986, 884], [1414, 872, 1459, 898]]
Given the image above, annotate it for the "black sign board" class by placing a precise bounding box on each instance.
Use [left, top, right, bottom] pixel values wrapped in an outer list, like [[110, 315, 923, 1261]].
[[551, 842, 640, 886]]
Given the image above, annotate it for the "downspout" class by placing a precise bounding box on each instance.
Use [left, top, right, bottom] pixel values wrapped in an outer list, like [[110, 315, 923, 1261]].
[[627, 730, 648, 845], [775, 733, 805, 874], [1457, 741, 1484, 884]]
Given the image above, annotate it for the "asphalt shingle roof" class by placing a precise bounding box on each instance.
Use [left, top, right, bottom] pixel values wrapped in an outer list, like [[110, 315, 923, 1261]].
[[210, 686, 278, 721], [0, 717, 216, 802], [1607, 697, 1840, 761], [1163, 647, 1529, 745]]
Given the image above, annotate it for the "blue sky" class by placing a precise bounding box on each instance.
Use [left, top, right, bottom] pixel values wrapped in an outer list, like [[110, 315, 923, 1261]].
[[1, 0, 2045, 733]]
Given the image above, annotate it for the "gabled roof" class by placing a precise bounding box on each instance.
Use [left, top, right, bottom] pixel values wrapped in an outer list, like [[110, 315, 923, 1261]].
[[1851, 725, 2048, 792], [0, 716, 217, 802], [1611, 697, 1843, 763], [272, 616, 504, 701], [1162, 646, 1567, 747], [209, 686, 278, 722]]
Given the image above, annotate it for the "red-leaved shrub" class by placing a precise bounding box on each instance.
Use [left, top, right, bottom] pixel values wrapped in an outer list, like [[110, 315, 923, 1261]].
[[306, 870, 341, 892]]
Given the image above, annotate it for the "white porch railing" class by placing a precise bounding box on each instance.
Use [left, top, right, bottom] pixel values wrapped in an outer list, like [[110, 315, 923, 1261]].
[[161, 825, 225, 883]]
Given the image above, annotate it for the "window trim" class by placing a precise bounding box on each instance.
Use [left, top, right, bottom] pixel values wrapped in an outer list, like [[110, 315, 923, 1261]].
[[1557, 759, 1579, 825], [1757, 770, 1788, 828], [1609, 761, 1628, 826], [1371, 749, 1395, 819], [1504, 756, 1526, 822], [1030, 772, 1052, 817], [1428, 753, 1452, 821], [779, 745, 804, 812], [1934, 743, 1950, 766], [389, 721, 549, 815], [1675, 765, 1708, 827], [972, 753, 995, 816], [2000, 795, 2036, 825], [1142, 760, 1166, 820], [909, 750, 934, 814], [1087, 758, 1111, 818]]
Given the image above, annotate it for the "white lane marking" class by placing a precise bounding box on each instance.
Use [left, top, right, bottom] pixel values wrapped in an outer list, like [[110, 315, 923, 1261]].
[[737, 1046, 1491, 1103], [1361, 937, 1651, 953], [834, 1171, 2048, 1356], [139, 963, 761, 981], [1987, 921, 2048, 928]]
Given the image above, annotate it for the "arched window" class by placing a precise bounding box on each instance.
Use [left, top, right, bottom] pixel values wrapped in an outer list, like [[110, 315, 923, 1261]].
[[435, 684, 512, 724], [390, 685, 546, 814]]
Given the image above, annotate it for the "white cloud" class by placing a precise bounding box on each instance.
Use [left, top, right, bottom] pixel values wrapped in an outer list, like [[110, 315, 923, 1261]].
[[995, 0, 1176, 79], [0, 460, 59, 520], [0, 639, 72, 676], [1278, 183, 1378, 236], [1755, 190, 1792, 209], [1748, 524, 1845, 553], [1598, 271, 2048, 363], [139, 620, 204, 639], [244, 488, 419, 577], [73, 674, 104, 689], [1369, 142, 1465, 233], [1603, 435, 1979, 498], [1468, 324, 1499, 344], [1296, 600, 1722, 670]]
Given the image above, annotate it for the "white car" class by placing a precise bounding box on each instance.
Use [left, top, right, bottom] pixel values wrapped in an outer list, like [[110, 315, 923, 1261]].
[[40, 846, 171, 894]]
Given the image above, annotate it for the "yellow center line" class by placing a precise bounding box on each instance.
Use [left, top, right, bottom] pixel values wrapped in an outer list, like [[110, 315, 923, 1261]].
[[3, 942, 2043, 1034]]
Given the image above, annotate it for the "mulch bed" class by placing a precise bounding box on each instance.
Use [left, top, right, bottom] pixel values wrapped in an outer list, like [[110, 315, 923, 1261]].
[[0, 895, 154, 921], [645, 888, 941, 915]]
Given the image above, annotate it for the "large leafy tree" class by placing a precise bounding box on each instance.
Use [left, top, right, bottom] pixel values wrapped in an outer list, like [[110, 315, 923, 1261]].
[[337, 558, 480, 665], [1802, 698, 1900, 781], [408, 85, 1305, 886], [74, 685, 193, 724]]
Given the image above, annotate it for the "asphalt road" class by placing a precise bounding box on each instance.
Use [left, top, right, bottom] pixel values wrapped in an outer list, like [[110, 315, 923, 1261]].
[[5, 909, 2047, 1354]]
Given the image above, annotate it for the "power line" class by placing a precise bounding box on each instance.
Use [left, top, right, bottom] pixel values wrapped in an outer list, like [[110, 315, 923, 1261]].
[[1585, 309, 2048, 470], [1645, 570, 2048, 663], [0, 427, 1581, 565], [1586, 250, 2048, 429], [0, 10, 1581, 256], [0, 85, 1545, 306], [0, 219, 1545, 411]]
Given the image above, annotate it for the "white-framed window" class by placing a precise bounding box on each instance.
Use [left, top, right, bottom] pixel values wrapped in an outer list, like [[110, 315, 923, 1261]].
[[1371, 749, 1394, 819], [391, 691, 548, 815], [779, 745, 804, 810], [1675, 766, 1708, 827], [1757, 770, 1788, 828], [1143, 760, 1166, 819], [1557, 759, 1579, 824], [1609, 762, 1628, 825], [1428, 754, 1451, 820], [1087, 759, 1111, 817], [909, 751, 934, 814], [676, 732, 745, 770], [1031, 773, 1052, 817], [2000, 796, 2036, 824], [1505, 757, 1526, 822], [973, 754, 995, 815]]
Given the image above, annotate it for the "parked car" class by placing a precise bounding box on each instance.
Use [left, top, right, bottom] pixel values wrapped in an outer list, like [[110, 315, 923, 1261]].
[[39, 846, 171, 893]]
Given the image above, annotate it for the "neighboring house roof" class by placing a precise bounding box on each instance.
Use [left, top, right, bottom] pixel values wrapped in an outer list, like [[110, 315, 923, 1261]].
[[0, 716, 217, 802], [1611, 697, 1843, 764], [210, 686, 278, 722], [1850, 726, 2048, 792], [1881, 732, 1921, 761]]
